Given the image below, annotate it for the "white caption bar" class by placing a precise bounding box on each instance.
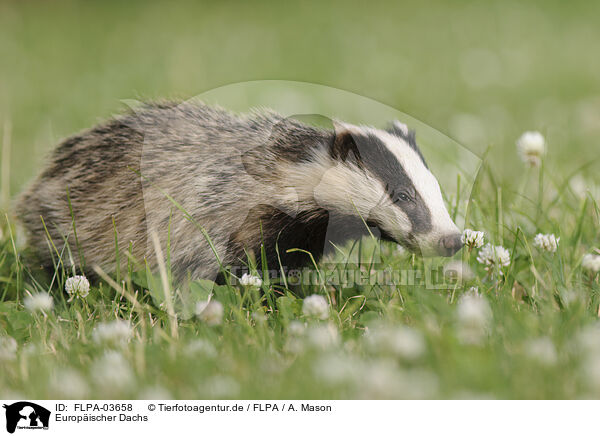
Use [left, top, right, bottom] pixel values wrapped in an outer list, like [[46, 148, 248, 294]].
[[1, 400, 597, 435]]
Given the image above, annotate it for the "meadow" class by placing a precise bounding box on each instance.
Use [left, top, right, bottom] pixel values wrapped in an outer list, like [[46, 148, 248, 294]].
[[1, 0, 600, 399]]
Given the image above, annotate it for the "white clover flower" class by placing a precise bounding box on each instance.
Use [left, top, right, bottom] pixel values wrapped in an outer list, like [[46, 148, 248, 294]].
[[570, 175, 600, 199], [65, 275, 90, 301], [533, 233, 560, 253], [24, 292, 54, 313], [313, 352, 365, 385], [584, 353, 600, 391], [357, 359, 403, 399], [576, 323, 600, 355], [524, 337, 558, 366], [456, 293, 492, 345], [516, 131, 546, 167], [358, 361, 438, 400], [365, 326, 426, 361], [443, 261, 474, 283], [0, 336, 17, 362], [50, 368, 90, 398], [195, 300, 224, 326], [302, 294, 329, 320], [184, 339, 218, 358], [461, 229, 485, 249], [284, 337, 305, 355], [306, 323, 340, 349], [457, 294, 492, 328], [288, 321, 306, 336], [92, 351, 135, 391], [239, 273, 262, 287], [202, 375, 241, 399], [477, 244, 511, 274], [92, 319, 133, 346], [582, 254, 600, 274]]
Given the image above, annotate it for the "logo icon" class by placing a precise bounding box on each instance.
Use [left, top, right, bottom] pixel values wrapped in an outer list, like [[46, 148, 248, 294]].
[[2, 402, 50, 434]]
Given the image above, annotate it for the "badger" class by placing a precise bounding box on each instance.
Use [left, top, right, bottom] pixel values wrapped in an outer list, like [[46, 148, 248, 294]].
[[16, 101, 462, 283]]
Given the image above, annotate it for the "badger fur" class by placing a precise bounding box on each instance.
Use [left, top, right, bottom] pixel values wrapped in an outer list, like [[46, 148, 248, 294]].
[[16, 101, 462, 282]]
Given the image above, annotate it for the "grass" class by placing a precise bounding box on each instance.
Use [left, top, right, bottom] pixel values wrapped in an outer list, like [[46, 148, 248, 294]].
[[1, 0, 600, 399]]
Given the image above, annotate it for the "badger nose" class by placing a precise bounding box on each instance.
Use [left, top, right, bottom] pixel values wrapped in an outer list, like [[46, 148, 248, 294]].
[[438, 233, 463, 257]]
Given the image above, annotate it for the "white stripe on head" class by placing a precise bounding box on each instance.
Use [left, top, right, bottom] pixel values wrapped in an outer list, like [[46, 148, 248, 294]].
[[369, 129, 459, 241]]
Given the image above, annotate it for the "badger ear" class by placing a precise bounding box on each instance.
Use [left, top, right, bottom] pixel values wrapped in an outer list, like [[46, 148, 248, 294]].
[[330, 122, 363, 164], [386, 120, 410, 137], [386, 120, 428, 168], [386, 120, 417, 148], [385, 120, 419, 150]]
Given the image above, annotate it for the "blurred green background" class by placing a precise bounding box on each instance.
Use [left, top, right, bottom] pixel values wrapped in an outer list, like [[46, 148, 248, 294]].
[[1, 0, 599, 199]]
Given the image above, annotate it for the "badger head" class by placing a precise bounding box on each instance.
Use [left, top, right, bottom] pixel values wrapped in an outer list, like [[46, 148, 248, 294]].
[[309, 120, 462, 257]]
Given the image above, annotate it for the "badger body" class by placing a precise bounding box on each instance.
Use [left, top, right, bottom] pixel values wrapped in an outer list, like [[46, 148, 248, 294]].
[[16, 101, 462, 282]]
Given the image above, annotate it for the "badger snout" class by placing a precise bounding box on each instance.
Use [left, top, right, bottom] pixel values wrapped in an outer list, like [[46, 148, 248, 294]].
[[437, 233, 463, 257]]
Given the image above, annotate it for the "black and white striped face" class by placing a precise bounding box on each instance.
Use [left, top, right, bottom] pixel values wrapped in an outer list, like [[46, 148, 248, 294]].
[[315, 121, 462, 257]]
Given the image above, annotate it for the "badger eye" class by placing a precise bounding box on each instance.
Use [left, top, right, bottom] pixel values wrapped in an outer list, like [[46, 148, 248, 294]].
[[396, 193, 411, 203]]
